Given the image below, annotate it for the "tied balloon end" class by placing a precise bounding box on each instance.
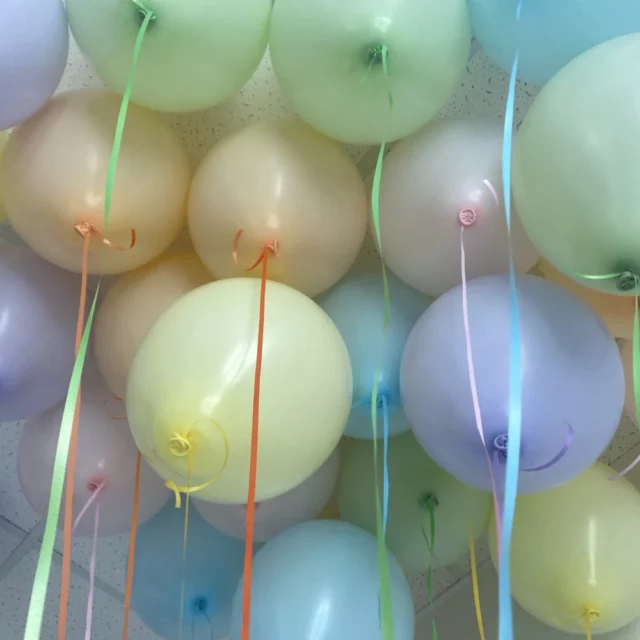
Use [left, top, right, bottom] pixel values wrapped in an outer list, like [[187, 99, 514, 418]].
[[419, 492, 439, 512], [131, 0, 156, 28], [458, 208, 477, 228], [73, 221, 136, 252], [232, 228, 280, 271], [584, 608, 599, 640], [615, 270, 640, 293]]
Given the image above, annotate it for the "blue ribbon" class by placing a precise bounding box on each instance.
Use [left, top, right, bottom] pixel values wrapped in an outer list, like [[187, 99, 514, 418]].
[[381, 394, 390, 535]]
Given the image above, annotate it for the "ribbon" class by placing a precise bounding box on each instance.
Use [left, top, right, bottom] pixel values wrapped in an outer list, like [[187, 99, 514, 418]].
[[84, 492, 102, 640], [122, 451, 142, 640], [178, 454, 194, 640], [24, 4, 154, 638], [468, 523, 486, 640], [498, 3, 524, 639], [421, 495, 438, 640], [381, 395, 389, 535], [240, 244, 273, 640]]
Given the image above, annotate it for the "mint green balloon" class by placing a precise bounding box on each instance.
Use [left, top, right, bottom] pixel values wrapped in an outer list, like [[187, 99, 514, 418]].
[[66, 0, 271, 113], [269, 0, 471, 144], [513, 34, 640, 296], [337, 433, 491, 573]]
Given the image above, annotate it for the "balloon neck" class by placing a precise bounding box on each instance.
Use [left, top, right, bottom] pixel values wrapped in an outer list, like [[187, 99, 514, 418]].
[[492, 434, 509, 460], [365, 44, 389, 68], [458, 208, 477, 227], [191, 596, 209, 616], [87, 477, 106, 494], [133, 1, 157, 29], [168, 433, 192, 457], [615, 270, 640, 292], [419, 493, 439, 511], [584, 608, 599, 622]]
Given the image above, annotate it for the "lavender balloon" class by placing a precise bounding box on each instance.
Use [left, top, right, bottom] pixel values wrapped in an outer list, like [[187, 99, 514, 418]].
[[0, 0, 69, 130], [401, 274, 624, 494], [0, 246, 80, 421]]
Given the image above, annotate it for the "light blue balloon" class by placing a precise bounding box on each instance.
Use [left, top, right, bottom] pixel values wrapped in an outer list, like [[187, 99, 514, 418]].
[[132, 501, 248, 640], [317, 273, 429, 439], [469, 0, 640, 85], [229, 520, 415, 640]]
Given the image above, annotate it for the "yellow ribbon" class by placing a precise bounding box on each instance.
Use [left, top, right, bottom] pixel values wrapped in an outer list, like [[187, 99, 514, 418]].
[[468, 523, 486, 640], [584, 608, 599, 640]]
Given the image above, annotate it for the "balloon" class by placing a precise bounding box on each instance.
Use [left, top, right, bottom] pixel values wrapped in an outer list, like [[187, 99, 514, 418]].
[[0, 130, 8, 222], [489, 463, 640, 635], [18, 377, 169, 536], [269, 0, 471, 144], [317, 272, 429, 438], [229, 521, 415, 640], [66, 0, 271, 113], [337, 432, 491, 573], [1, 89, 190, 275], [378, 117, 539, 297], [401, 274, 624, 494], [469, 0, 640, 86], [538, 259, 636, 341], [0, 246, 81, 421], [94, 253, 211, 398], [620, 340, 637, 426], [127, 278, 352, 503], [513, 35, 640, 297], [194, 450, 339, 543], [0, 0, 68, 130], [188, 121, 367, 297], [132, 502, 247, 640]]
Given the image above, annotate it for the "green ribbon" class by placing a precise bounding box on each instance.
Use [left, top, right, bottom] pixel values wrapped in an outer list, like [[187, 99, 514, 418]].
[[23, 4, 154, 638], [421, 495, 438, 640], [369, 44, 394, 640]]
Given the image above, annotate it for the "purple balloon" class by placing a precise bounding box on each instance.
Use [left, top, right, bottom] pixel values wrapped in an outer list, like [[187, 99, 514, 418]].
[[0, 0, 69, 130], [401, 274, 624, 494], [0, 246, 80, 421]]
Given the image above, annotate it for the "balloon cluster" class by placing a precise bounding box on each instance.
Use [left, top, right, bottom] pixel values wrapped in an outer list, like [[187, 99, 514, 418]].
[[3, 1, 640, 639]]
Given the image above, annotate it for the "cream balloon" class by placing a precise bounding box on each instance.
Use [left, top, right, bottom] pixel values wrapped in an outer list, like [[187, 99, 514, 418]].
[[620, 340, 637, 426], [1, 90, 190, 274], [378, 117, 538, 296], [18, 378, 170, 537], [269, 0, 471, 144], [188, 121, 367, 297], [94, 253, 211, 399], [337, 432, 491, 573], [539, 259, 636, 340], [513, 34, 640, 296], [126, 278, 352, 503], [489, 463, 640, 635], [0, 130, 8, 223], [194, 450, 339, 542], [66, 0, 271, 113]]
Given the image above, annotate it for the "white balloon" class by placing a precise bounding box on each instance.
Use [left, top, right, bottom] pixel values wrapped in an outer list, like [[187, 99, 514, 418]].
[[18, 377, 169, 536], [194, 450, 339, 543], [378, 117, 539, 296]]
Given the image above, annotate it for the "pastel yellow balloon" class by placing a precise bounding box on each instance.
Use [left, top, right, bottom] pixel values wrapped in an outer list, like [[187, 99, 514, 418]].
[[269, 0, 471, 144], [126, 278, 352, 503], [94, 252, 212, 399], [620, 340, 637, 425], [1, 90, 190, 274], [0, 130, 8, 223], [538, 259, 636, 340], [188, 120, 368, 298], [489, 463, 640, 635], [66, 0, 272, 112]]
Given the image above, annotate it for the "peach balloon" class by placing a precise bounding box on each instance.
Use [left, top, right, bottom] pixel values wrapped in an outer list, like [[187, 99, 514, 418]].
[[188, 120, 367, 297], [621, 340, 637, 425], [94, 253, 212, 399], [1, 90, 190, 274], [538, 259, 635, 340]]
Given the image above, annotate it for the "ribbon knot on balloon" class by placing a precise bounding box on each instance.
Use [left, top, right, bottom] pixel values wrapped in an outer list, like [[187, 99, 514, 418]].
[[73, 221, 136, 252], [131, 0, 156, 27], [232, 229, 280, 271]]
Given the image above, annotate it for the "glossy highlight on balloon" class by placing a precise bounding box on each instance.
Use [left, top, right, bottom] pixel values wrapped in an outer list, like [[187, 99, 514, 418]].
[[127, 278, 352, 503], [513, 35, 640, 296], [0, 246, 81, 422], [489, 463, 640, 635], [66, 0, 272, 112], [401, 274, 624, 494], [269, 0, 471, 144], [0, 0, 69, 130], [1, 90, 190, 274], [229, 520, 415, 640], [317, 272, 429, 438], [132, 502, 248, 639], [337, 433, 491, 572], [189, 120, 367, 297], [378, 117, 538, 297]]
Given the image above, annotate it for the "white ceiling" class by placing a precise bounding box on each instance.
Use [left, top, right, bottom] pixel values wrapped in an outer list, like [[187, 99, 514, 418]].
[[2, 31, 638, 640]]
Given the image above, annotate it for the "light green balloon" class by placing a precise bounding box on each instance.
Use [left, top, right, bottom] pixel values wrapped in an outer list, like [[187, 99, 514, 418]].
[[513, 34, 640, 296], [66, 0, 272, 113], [269, 0, 471, 145], [337, 432, 491, 573]]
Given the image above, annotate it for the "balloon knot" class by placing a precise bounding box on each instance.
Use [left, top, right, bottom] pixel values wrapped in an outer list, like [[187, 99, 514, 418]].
[[616, 270, 640, 292], [132, 0, 156, 26], [458, 208, 477, 227], [73, 221, 136, 251], [420, 493, 439, 511], [87, 478, 106, 494], [168, 434, 192, 457], [366, 44, 388, 67], [493, 434, 509, 455], [584, 608, 599, 622]]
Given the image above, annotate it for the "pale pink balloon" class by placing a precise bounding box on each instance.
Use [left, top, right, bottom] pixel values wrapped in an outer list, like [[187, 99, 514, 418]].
[[18, 376, 169, 536]]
